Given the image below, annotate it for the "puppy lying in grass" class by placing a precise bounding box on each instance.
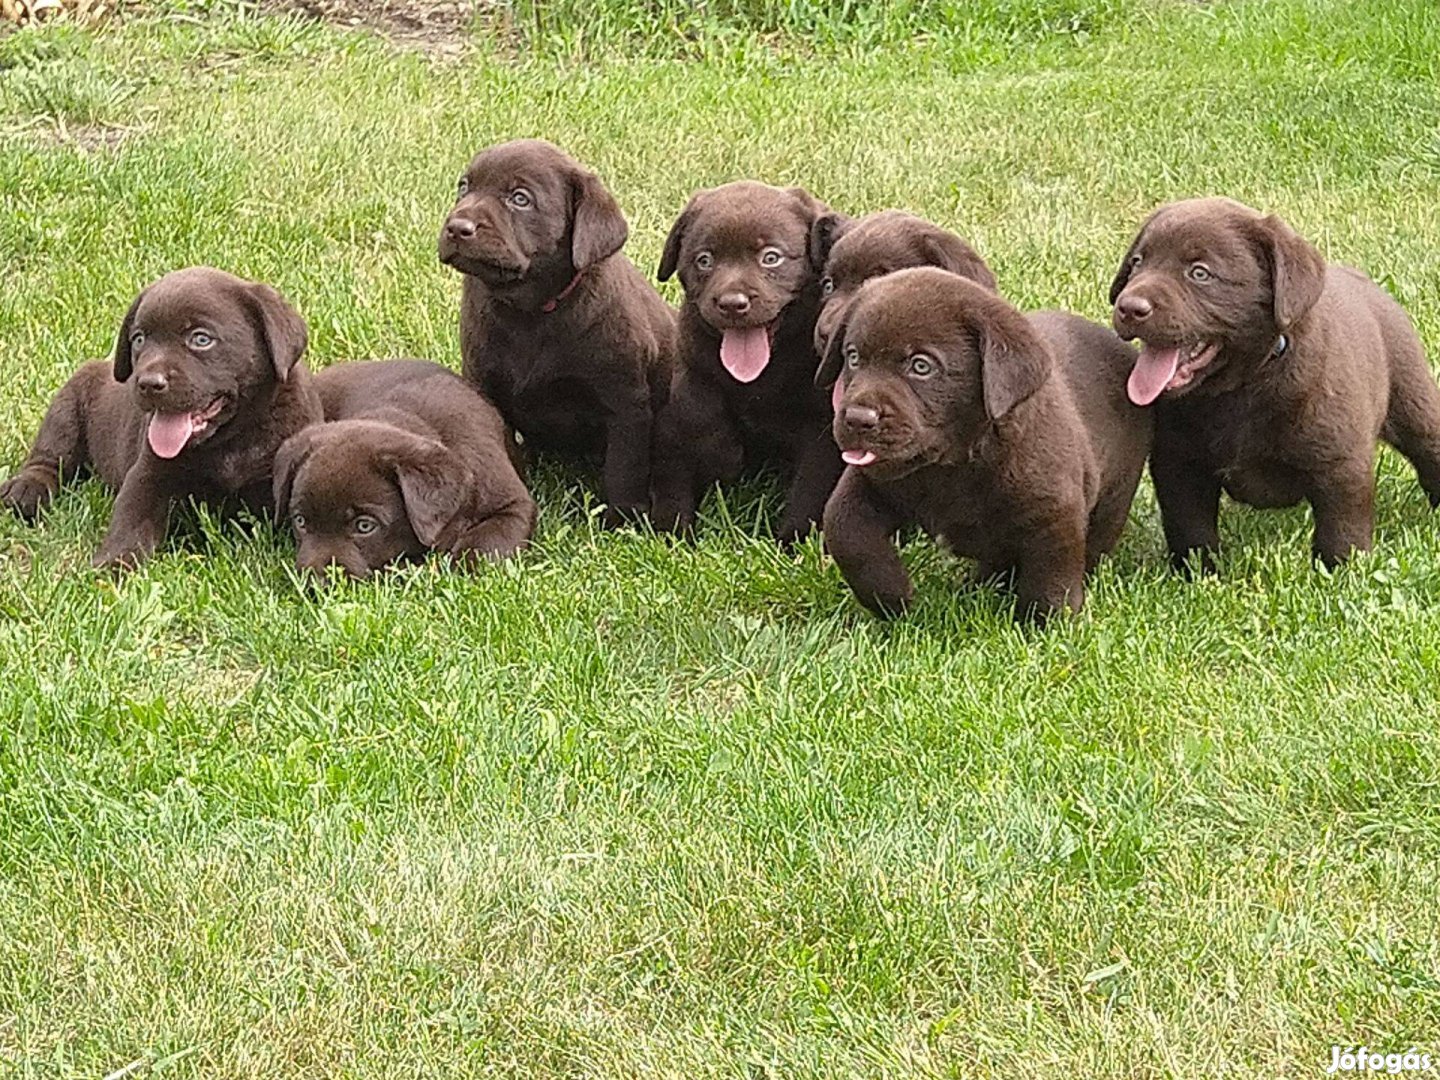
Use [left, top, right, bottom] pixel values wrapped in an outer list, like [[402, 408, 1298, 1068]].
[[273, 360, 535, 580], [1, 266, 321, 569], [822, 267, 1151, 620], [1110, 196, 1440, 571]]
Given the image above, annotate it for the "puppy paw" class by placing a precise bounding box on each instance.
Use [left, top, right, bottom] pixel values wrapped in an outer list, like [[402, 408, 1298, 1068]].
[[601, 502, 647, 530], [1169, 546, 1218, 578], [856, 585, 913, 619], [775, 517, 819, 549], [0, 470, 58, 522], [90, 546, 145, 573]]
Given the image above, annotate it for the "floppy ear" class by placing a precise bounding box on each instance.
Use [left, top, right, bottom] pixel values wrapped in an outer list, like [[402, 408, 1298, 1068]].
[[815, 308, 850, 388], [1258, 213, 1326, 329], [809, 212, 851, 273], [570, 167, 629, 271], [657, 200, 695, 282], [976, 303, 1050, 421], [112, 288, 146, 383], [922, 229, 998, 293], [247, 283, 308, 382], [272, 425, 321, 522], [391, 437, 476, 548]]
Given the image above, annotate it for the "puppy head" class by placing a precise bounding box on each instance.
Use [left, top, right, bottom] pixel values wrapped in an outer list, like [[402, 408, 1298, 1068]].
[[113, 266, 307, 461], [822, 267, 1049, 482], [273, 420, 475, 581], [1108, 196, 1326, 405], [813, 210, 998, 359], [658, 181, 828, 383], [438, 139, 629, 291]]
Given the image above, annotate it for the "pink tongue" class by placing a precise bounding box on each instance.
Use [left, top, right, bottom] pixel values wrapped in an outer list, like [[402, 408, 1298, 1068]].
[[147, 412, 196, 459], [831, 379, 844, 413], [842, 450, 876, 467], [720, 327, 771, 383], [1127, 345, 1181, 406]]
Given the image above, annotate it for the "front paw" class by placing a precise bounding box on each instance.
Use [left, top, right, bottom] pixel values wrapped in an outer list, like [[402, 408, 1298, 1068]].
[[775, 515, 820, 549], [854, 581, 914, 619], [1, 470, 58, 522], [648, 498, 696, 539], [601, 501, 648, 530], [1169, 545, 1218, 578], [91, 545, 146, 572]]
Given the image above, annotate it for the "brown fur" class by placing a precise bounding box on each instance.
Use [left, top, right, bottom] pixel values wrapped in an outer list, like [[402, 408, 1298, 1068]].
[[439, 139, 675, 527], [650, 180, 842, 542], [1, 267, 321, 569], [1109, 196, 1440, 570], [811, 209, 997, 358], [273, 360, 536, 580], [821, 267, 1152, 620]]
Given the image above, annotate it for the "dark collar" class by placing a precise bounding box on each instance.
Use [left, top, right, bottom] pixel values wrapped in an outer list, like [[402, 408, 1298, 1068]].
[[541, 269, 586, 314]]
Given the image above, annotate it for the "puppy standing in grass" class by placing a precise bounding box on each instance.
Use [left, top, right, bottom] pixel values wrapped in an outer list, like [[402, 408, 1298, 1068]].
[[273, 360, 535, 580], [1110, 196, 1440, 571], [822, 267, 1152, 620], [439, 139, 674, 527], [0, 267, 321, 569], [650, 181, 841, 542]]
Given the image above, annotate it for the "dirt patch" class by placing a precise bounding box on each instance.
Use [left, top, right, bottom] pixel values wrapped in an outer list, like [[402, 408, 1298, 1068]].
[[255, 0, 494, 54]]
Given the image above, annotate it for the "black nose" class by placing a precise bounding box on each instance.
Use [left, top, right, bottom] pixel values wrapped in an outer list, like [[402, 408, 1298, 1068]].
[[716, 292, 751, 316], [843, 404, 880, 431], [446, 218, 476, 241], [1116, 294, 1153, 321], [136, 371, 168, 393]]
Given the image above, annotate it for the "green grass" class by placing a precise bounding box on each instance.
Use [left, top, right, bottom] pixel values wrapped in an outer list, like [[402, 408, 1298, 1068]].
[[3, 1, 1440, 1075]]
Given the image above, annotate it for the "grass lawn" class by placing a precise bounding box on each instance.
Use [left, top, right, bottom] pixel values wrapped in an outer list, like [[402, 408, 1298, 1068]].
[[2, 0, 1440, 1074]]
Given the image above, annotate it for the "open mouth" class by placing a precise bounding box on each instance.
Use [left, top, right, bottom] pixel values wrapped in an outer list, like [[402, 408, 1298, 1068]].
[[1126, 340, 1221, 406], [146, 395, 228, 459], [841, 448, 877, 467], [717, 318, 780, 383]]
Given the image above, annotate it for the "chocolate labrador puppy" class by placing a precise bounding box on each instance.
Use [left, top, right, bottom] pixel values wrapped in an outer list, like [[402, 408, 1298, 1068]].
[[274, 360, 535, 579], [1, 266, 321, 569], [438, 139, 674, 526], [650, 181, 841, 542], [811, 209, 998, 360], [1110, 196, 1440, 570], [822, 267, 1151, 620]]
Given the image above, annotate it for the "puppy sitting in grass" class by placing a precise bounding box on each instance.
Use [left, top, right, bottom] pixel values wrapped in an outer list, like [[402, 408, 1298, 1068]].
[[273, 360, 535, 580], [1, 266, 322, 569], [821, 267, 1151, 620]]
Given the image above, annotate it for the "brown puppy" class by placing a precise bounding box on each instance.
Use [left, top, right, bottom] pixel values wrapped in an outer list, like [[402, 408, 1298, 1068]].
[[650, 181, 841, 542], [273, 360, 535, 580], [438, 139, 674, 527], [821, 267, 1151, 620], [811, 209, 998, 360], [1, 267, 321, 569], [1110, 196, 1440, 570]]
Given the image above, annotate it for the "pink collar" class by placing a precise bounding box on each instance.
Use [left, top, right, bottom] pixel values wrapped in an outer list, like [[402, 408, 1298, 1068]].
[[541, 269, 586, 313]]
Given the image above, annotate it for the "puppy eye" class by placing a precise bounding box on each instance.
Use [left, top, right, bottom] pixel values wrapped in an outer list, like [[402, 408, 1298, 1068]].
[[1129, 253, 1143, 268], [695, 251, 714, 272], [291, 513, 306, 532], [760, 247, 784, 268], [845, 345, 860, 369], [129, 331, 145, 350], [507, 188, 534, 210], [908, 354, 936, 378], [457, 176, 469, 197], [189, 329, 215, 349], [820, 277, 835, 297], [1187, 263, 1213, 283], [353, 515, 379, 536]]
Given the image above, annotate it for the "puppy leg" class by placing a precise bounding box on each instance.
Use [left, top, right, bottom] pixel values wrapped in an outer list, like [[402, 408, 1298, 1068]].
[[92, 462, 174, 570], [823, 469, 912, 617], [1382, 343, 1440, 506], [451, 493, 537, 562], [650, 375, 740, 536], [597, 387, 654, 528], [1, 369, 97, 521], [776, 424, 845, 545], [1151, 437, 1222, 575], [1013, 517, 1088, 622], [1084, 483, 1139, 572], [1308, 456, 1375, 568]]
